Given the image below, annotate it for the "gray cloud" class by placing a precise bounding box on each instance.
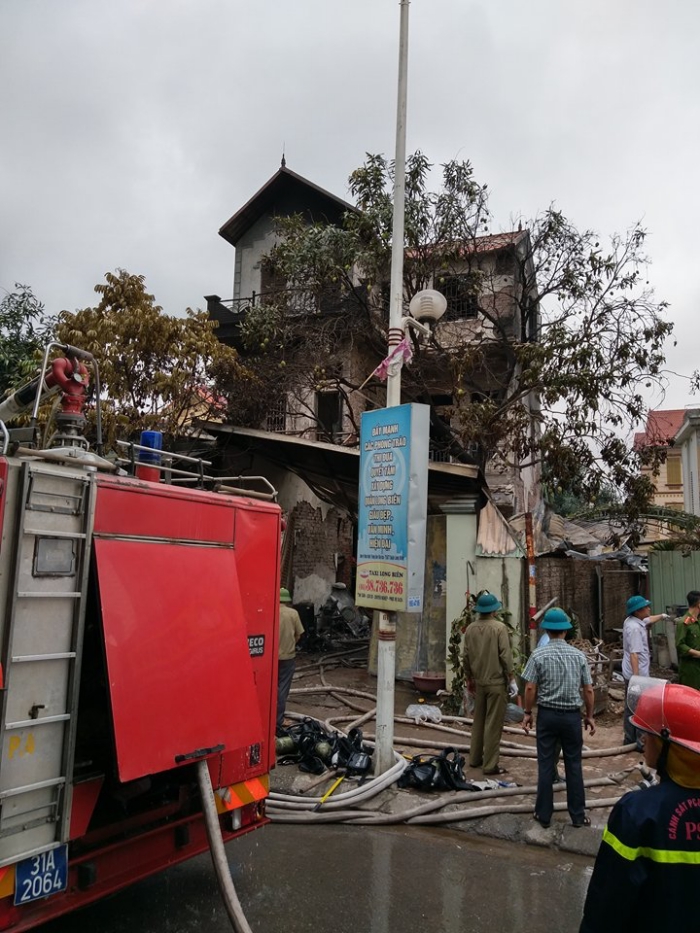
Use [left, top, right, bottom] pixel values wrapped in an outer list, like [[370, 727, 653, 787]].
[[1, 0, 697, 412]]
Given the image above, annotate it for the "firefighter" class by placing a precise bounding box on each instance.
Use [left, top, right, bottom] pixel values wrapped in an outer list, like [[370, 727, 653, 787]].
[[580, 676, 700, 932], [276, 588, 304, 736]]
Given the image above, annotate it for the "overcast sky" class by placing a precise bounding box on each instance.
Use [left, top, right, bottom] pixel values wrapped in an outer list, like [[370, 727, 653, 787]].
[[2, 0, 698, 420]]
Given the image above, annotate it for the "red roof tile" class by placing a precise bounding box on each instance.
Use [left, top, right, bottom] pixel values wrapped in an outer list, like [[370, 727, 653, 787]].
[[634, 409, 686, 449], [406, 230, 526, 260]]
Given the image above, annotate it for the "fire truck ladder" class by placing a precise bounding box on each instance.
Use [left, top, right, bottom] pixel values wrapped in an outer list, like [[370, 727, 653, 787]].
[[0, 463, 95, 866]]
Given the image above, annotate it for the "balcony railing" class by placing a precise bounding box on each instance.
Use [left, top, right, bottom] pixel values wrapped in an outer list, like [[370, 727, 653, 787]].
[[206, 285, 365, 323]]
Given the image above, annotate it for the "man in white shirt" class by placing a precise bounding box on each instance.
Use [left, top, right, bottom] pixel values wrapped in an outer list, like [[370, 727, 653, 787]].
[[622, 596, 667, 749]]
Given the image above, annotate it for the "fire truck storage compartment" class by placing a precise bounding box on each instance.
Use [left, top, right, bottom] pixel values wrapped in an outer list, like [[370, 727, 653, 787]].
[[91, 477, 277, 784], [94, 538, 263, 782]]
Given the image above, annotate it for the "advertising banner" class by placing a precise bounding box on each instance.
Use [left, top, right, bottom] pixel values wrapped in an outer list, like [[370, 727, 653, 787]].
[[355, 403, 429, 612]]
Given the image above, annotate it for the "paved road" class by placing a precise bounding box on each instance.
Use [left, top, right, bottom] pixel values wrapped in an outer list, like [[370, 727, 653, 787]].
[[43, 824, 593, 933]]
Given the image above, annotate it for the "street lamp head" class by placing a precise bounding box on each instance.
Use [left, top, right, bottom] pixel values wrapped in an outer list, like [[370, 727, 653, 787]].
[[409, 289, 447, 325]]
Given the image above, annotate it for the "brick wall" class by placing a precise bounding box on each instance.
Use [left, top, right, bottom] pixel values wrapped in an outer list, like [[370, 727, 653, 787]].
[[532, 557, 642, 641], [290, 500, 354, 595]]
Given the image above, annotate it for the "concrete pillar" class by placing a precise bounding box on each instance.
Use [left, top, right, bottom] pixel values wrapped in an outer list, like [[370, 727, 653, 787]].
[[440, 495, 479, 688], [368, 515, 447, 681]]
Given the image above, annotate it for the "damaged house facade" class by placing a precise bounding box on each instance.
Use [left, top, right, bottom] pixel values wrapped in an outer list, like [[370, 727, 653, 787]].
[[201, 162, 657, 678], [203, 162, 547, 670]]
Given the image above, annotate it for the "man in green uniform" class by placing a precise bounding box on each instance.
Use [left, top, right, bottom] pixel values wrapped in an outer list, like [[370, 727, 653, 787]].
[[276, 588, 304, 736], [675, 590, 700, 690], [462, 592, 517, 775]]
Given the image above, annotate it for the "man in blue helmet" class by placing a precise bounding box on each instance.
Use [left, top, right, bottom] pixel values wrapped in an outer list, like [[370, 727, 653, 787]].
[[522, 607, 595, 828], [622, 595, 668, 749]]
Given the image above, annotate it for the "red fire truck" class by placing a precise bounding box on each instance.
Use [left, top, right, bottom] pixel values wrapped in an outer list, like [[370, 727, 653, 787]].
[[0, 344, 280, 930]]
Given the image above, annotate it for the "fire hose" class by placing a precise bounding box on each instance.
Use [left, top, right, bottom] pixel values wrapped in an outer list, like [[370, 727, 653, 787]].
[[196, 760, 254, 933], [267, 678, 640, 826], [205, 657, 640, 928]]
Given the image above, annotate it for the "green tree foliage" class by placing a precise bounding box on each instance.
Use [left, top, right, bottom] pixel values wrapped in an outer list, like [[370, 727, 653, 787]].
[[544, 468, 620, 517], [56, 270, 243, 448], [215, 153, 673, 518], [0, 284, 54, 394]]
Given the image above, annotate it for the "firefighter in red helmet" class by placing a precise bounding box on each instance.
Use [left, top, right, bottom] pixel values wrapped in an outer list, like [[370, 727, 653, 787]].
[[580, 677, 700, 932]]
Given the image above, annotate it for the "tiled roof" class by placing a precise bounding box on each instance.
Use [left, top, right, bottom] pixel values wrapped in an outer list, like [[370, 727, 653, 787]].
[[406, 230, 526, 260], [634, 409, 686, 449], [468, 231, 526, 252]]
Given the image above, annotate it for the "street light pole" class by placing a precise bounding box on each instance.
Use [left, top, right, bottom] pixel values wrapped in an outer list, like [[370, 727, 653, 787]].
[[374, 0, 410, 777], [387, 0, 410, 409]]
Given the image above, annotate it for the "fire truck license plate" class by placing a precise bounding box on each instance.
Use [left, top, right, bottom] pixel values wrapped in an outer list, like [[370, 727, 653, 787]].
[[14, 846, 68, 905]]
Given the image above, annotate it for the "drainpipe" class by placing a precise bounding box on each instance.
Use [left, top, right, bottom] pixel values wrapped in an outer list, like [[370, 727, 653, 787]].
[[525, 512, 537, 652], [596, 564, 604, 641]]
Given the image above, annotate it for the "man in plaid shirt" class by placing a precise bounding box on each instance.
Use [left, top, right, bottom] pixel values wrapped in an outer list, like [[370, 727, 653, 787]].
[[522, 607, 596, 828]]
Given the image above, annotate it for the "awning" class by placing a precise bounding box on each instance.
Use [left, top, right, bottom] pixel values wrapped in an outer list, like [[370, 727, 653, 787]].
[[476, 497, 526, 557], [196, 422, 483, 516]]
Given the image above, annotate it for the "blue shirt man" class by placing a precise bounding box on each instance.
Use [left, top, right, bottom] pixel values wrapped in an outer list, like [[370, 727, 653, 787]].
[[522, 608, 595, 828]]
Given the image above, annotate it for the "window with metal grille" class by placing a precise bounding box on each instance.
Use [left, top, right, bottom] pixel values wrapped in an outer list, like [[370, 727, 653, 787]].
[[265, 396, 287, 433], [435, 273, 479, 320]]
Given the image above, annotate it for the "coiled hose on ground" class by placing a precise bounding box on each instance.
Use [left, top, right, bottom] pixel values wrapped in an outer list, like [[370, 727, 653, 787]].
[[201, 651, 638, 930], [268, 676, 639, 826]]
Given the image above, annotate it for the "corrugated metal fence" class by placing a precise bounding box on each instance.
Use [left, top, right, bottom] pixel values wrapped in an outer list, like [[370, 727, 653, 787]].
[[648, 551, 700, 615], [648, 550, 700, 667]]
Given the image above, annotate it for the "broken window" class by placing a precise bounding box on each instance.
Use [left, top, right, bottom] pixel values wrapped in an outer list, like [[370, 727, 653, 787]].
[[494, 250, 514, 276], [260, 259, 286, 298], [428, 395, 454, 462], [316, 391, 343, 443], [317, 281, 343, 315]]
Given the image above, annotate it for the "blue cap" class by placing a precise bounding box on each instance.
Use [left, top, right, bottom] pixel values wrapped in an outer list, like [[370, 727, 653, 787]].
[[626, 595, 651, 615], [474, 592, 502, 614], [541, 607, 572, 631]]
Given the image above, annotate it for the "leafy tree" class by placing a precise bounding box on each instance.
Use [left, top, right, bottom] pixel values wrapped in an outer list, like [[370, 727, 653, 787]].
[[0, 284, 54, 393], [55, 270, 243, 449], [544, 468, 620, 517], [215, 153, 673, 518]]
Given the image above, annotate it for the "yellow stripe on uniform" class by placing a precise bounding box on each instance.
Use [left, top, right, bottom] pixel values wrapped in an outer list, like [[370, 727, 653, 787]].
[[603, 827, 700, 864]]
